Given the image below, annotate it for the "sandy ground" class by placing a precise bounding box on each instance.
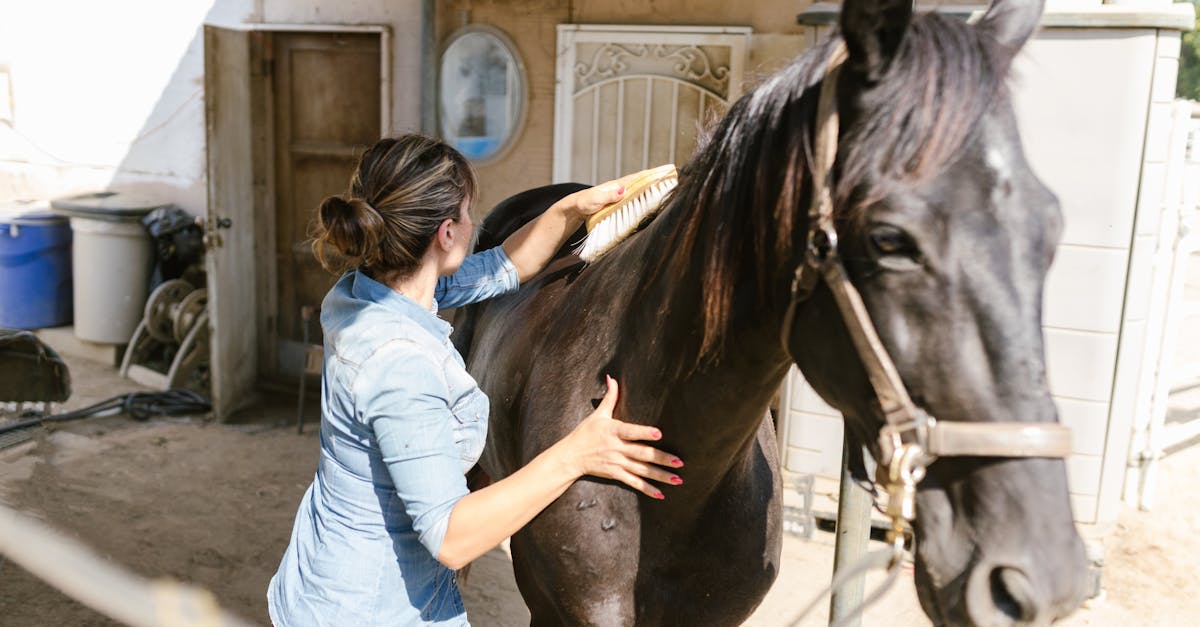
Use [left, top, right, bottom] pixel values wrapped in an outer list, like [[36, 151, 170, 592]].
[[0, 353, 1198, 626]]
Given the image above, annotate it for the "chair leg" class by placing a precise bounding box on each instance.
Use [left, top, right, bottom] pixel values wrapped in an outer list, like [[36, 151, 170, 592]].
[[296, 306, 315, 434]]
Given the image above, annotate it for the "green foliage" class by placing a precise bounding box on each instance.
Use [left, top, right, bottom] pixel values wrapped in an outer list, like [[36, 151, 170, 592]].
[[1179, 1, 1200, 100]]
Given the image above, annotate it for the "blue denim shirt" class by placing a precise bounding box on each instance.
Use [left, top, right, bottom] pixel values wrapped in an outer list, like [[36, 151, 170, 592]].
[[268, 247, 519, 626]]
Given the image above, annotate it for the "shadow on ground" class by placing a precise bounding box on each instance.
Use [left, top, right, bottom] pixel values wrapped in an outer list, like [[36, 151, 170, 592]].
[[1, 352, 1198, 626]]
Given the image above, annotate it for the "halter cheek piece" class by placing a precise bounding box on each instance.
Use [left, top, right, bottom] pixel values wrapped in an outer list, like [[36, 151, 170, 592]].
[[779, 43, 1073, 553]]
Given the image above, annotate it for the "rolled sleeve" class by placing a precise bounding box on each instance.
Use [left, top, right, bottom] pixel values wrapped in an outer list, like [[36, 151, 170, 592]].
[[355, 341, 468, 559], [435, 246, 520, 310]]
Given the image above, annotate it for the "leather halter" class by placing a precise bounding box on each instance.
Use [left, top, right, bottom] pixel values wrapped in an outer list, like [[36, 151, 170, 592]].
[[779, 44, 1072, 530]]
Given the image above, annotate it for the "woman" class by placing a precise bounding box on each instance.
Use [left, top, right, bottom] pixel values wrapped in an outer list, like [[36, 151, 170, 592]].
[[268, 134, 683, 626]]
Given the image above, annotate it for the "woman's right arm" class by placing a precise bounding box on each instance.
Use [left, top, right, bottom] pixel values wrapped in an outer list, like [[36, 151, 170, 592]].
[[436, 376, 681, 570]]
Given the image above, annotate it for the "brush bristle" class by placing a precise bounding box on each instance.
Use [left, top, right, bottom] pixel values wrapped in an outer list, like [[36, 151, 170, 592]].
[[576, 165, 678, 262]]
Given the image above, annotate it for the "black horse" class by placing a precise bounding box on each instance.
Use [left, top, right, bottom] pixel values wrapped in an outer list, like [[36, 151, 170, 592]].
[[454, 0, 1088, 623]]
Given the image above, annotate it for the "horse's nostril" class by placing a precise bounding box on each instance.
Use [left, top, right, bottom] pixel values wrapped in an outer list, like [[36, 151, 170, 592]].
[[966, 562, 1042, 626], [989, 566, 1037, 623]]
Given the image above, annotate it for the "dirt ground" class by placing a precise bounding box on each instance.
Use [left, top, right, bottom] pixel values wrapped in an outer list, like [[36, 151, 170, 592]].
[[1, 353, 1198, 626]]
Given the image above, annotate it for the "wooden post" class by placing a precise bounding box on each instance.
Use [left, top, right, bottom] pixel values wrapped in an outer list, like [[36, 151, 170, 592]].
[[420, 0, 437, 135], [829, 443, 871, 626]]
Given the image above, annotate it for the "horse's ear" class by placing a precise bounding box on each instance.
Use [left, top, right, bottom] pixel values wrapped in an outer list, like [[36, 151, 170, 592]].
[[977, 0, 1045, 60], [840, 0, 913, 82]]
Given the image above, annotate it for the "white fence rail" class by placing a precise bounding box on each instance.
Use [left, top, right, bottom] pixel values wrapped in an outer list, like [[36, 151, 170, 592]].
[[1128, 100, 1200, 511], [0, 502, 252, 627], [1158, 104, 1200, 449]]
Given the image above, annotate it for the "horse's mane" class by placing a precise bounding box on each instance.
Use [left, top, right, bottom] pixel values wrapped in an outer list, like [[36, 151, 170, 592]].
[[658, 13, 1007, 364]]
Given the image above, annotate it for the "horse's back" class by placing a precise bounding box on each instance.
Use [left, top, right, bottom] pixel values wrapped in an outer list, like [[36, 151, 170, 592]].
[[453, 182, 588, 358], [475, 182, 589, 253]]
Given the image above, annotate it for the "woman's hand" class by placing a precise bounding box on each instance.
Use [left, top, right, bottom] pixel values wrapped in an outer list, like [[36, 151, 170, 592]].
[[561, 375, 684, 499], [560, 178, 627, 219], [503, 179, 629, 282], [439, 376, 682, 569]]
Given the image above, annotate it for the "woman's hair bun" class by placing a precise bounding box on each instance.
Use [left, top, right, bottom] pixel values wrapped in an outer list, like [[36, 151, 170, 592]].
[[310, 134, 478, 276], [314, 195, 383, 270]]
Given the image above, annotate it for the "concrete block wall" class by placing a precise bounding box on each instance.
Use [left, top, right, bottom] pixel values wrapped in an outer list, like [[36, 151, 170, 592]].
[[1021, 27, 1162, 525]]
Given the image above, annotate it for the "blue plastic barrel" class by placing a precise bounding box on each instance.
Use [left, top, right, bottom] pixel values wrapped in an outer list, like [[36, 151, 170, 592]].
[[0, 201, 73, 329]]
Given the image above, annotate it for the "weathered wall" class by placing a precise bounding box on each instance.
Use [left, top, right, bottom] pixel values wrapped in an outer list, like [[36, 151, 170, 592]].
[[1, 0, 809, 216], [437, 1, 569, 216], [259, 0, 425, 136], [571, 0, 807, 34], [0, 0, 256, 212], [0, 0, 425, 216], [436, 0, 814, 215]]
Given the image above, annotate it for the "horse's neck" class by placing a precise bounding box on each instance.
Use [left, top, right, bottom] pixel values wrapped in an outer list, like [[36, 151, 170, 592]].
[[599, 205, 795, 469]]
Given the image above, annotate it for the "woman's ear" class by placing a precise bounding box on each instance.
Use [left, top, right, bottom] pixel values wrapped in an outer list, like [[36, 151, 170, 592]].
[[436, 218, 456, 251]]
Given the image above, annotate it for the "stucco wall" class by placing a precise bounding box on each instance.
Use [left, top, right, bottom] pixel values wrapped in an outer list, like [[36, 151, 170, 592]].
[[1, 0, 813, 216], [436, 2, 570, 217], [435, 0, 814, 215], [571, 0, 807, 34]]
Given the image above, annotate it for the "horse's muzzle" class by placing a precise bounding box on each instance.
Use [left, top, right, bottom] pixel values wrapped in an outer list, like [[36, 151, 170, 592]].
[[963, 543, 1088, 626]]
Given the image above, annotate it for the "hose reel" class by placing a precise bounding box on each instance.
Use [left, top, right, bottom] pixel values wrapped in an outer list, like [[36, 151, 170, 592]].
[[119, 279, 209, 392]]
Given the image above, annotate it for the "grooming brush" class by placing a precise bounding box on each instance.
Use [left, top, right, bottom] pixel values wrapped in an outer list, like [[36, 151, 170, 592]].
[[576, 164, 679, 263]]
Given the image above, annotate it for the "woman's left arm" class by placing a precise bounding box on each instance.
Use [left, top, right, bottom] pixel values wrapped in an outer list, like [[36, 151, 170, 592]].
[[500, 181, 624, 282]]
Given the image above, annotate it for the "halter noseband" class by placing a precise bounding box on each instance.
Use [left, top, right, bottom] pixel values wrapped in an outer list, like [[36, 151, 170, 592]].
[[779, 43, 1073, 550]]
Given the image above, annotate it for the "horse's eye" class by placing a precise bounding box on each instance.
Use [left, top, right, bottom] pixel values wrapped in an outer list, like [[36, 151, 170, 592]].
[[868, 225, 920, 260]]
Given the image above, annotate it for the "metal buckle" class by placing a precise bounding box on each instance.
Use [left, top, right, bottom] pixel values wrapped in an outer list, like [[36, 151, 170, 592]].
[[784, 221, 838, 308], [877, 412, 934, 463], [806, 223, 839, 268], [885, 445, 925, 520], [884, 444, 926, 567]]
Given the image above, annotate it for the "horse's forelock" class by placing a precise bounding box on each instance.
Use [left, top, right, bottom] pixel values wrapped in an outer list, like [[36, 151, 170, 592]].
[[837, 14, 1007, 222]]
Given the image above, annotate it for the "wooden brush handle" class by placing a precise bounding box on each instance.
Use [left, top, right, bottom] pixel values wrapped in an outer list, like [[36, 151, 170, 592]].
[[585, 164, 678, 231]]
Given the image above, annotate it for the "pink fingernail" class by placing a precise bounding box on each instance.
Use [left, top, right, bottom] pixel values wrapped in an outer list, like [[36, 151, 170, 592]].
[[651, 429, 662, 440], [669, 476, 683, 485], [653, 491, 665, 500], [670, 458, 684, 468]]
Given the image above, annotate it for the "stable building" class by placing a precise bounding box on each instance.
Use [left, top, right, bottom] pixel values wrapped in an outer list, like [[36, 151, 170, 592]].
[[2, 0, 1197, 573]]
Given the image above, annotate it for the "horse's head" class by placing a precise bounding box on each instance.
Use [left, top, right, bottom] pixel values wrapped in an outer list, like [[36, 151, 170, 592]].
[[786, 0, 1089, 623]]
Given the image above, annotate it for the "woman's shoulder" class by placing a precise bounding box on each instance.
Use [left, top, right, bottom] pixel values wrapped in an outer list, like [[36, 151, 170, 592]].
[[336, 312, 444, 365]]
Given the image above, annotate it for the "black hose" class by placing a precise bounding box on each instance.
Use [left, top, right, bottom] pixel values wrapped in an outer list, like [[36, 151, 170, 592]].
[[0, 390, 211, 436]]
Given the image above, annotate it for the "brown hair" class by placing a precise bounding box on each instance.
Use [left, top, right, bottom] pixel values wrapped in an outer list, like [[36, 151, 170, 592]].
[[313, 134, 478, 276]]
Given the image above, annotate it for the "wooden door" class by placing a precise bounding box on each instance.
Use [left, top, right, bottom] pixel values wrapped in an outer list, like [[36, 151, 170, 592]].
[[552, 26, 750, 184], [204, 26, 260, 421], [271, 32, 381, 378]]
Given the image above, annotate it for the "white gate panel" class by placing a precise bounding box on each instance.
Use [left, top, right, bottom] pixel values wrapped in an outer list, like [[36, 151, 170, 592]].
[[1153, 105, 1200, 453], [553, 25, 750, 184]]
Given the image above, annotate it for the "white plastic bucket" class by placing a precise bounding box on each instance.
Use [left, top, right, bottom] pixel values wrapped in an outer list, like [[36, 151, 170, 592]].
[[69, 217, 153, 343]]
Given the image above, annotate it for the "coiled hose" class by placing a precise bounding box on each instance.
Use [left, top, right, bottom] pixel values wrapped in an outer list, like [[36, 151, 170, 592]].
[[0, 389, 211, 436]]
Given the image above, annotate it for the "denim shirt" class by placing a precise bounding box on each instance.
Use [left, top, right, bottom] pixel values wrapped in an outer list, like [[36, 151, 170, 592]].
[[268, 247, 519, 626]]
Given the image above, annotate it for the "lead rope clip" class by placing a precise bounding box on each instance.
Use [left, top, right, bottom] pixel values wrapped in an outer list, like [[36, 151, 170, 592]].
[[884, 444, 925, 568]]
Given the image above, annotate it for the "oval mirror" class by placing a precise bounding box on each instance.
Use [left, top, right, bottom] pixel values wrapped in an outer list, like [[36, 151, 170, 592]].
[[438, 26, 526, 163]]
